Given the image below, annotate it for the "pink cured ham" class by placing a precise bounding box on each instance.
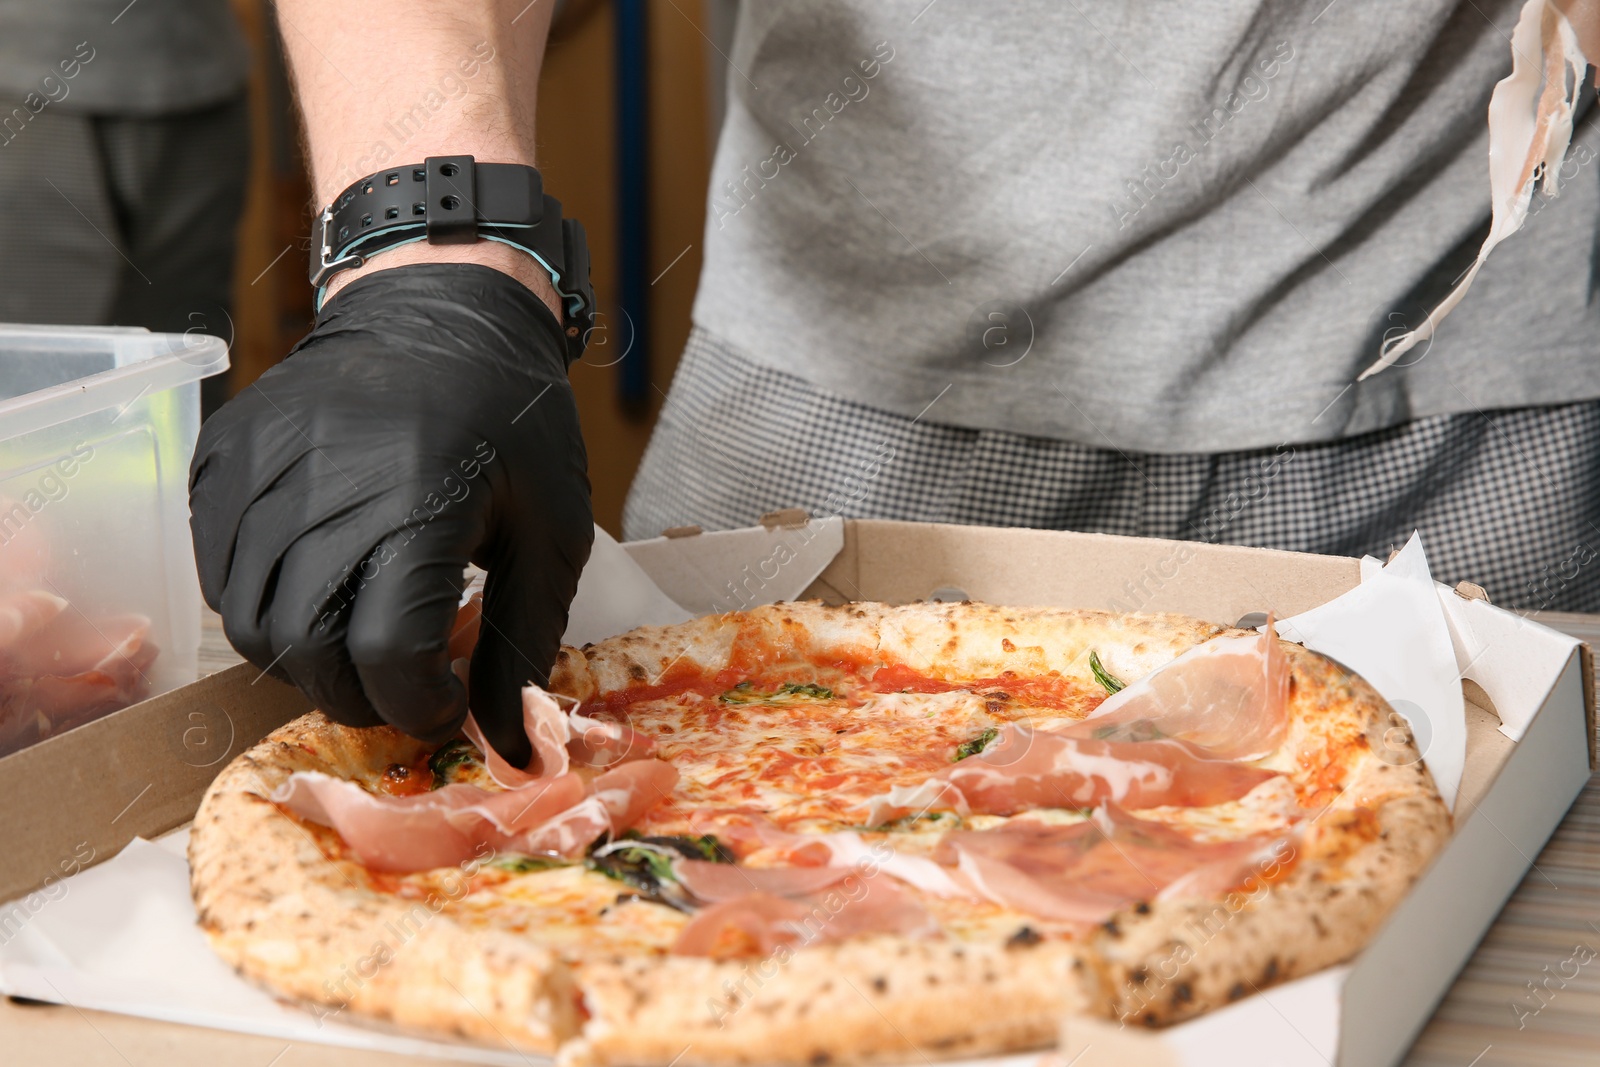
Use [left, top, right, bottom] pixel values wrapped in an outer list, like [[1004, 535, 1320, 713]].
[[862, 725, 1280, 825], [519, 760, 680, 857], [272, 772, 588, 871], [673, 868, 935, 958], [1066, 628, 1290, 762], [272, 685, 678, 872], [672, 858, 857, 903], [683, 809, 972, 898], [0, 605, 158, 757], [936, 803, 1287, 924], [0, 590, 67, 648], [462, 686, 656, 787]]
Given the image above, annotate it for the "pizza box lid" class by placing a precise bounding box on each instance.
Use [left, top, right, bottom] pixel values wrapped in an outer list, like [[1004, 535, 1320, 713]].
[[0, 517, 1592, 1067]]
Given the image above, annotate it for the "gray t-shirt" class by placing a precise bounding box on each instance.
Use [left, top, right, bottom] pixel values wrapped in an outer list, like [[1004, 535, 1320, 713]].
[[693, 0, 1600, 453], [0, 0, 249, 116]]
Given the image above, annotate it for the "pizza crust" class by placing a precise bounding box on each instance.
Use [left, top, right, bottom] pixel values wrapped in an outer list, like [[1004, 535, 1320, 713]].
[[573, 937, 1087, 1067], [189, 716, 579, 1051], [1074, 643, 1451, 1028], [190, 602, 1449, 1065]]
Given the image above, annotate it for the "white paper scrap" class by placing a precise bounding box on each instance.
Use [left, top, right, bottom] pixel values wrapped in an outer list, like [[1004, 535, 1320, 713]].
[[1273, 533, 1466, 811], [562, 524, 693, 647], [0, 836, 541, 1065], [1431, 587, 1582, 742], [622, 517, 847, 616]]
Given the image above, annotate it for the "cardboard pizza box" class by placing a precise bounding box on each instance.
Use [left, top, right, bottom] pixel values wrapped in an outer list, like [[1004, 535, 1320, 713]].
[[0, 518, 1592, 1067]]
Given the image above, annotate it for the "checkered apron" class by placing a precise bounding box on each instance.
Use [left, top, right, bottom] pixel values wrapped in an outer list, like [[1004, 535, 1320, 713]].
[[624, 329, 1600, 612]]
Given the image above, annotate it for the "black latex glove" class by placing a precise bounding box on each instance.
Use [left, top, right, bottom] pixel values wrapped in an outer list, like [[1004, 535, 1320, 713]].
[[190, 264, 593, 767]]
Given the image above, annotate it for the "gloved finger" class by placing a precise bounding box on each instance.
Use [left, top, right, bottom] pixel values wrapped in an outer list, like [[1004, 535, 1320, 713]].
[[214, 502, 285, 677], [189, 385, 311, 613], [469, 519, 591, 770], [211, 447, 382, 681], [267, 527, 383, 729], [345, 516, 475, 745], [189, 396, 257, 611]]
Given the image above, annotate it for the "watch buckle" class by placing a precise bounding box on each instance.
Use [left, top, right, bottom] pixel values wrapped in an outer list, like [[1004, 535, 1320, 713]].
[[310, 206, 366, 288]]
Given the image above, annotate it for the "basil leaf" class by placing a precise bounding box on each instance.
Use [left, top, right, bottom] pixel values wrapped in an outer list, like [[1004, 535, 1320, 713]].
[[1089, 651, 1125, 694], [954, 726, 999, 761], [720, 681, 836, 705], [489, 854, 571, 873], [427, 739, 478, 787]]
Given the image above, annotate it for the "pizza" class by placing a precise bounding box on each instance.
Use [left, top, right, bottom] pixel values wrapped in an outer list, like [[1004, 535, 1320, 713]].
[[189, 601, 1450, 1065]]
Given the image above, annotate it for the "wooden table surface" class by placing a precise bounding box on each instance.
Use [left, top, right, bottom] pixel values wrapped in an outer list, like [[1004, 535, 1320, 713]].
[[19, 610, 1594, 1065]]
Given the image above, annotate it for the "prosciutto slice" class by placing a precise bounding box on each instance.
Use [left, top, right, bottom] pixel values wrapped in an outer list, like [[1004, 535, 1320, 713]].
[[685, 809, 973, 898], [1362, 0, 1599, 377], [862, 725, 1280, 825], [272, 772, 588, 871], [672, 858, 857, 903], [0, 590, 67, 648], [1065, 628, 1289, 762], [272, 685, 677, 872], [673, 870, 935, 958], [461, 686, 655, 787], [936, 804, 1286, 924], [511, 760, 681, 858], [0, 605, 158, 757]]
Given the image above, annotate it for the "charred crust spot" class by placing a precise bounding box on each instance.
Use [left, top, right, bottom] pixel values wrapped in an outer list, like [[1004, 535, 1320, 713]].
[[1001, 638, 1016, 652], [1133, 901, 1151, 915], [1101, 918, 1121, 938], [1263, 957, 1279, 984], [1142, 1013, 1159, 1028], [809, 1053, 831, 1065], [1228, 982, 1247, 1002], [1174, 983, 1193, 1004], [1130, 967, 1148, 986], [627, 663, 648, 682], [871, 976, 887, 993], [1006, 926, 1043, 949]]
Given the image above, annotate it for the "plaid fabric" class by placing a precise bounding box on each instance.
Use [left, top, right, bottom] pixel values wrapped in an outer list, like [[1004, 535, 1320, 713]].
[[625, 329, 1600, 612]]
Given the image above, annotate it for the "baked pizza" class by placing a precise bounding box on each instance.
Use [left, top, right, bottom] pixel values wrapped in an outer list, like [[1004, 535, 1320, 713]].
[[189, 601, 1450, 1065]]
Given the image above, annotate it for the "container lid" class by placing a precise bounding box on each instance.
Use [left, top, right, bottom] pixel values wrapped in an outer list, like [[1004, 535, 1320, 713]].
[[0, 325, 230, 442]]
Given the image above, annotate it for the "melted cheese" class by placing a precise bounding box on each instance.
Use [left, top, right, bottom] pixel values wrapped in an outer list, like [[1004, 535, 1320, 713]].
[[337, 654, 1309, 960]]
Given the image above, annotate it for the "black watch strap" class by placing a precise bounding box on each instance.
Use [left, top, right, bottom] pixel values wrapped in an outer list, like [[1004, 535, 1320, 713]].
[[310, 156, 595, 365]]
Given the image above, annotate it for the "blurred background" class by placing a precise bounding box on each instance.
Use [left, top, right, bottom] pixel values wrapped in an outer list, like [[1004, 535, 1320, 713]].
[[229, 0, 730, 533], [0, 0, 731, 535]]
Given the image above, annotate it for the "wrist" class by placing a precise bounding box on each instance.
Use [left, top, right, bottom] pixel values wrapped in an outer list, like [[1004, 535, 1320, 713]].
[[321, 238, 564, 322]]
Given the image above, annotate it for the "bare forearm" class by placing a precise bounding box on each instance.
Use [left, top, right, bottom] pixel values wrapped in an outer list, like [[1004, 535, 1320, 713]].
[[276, 0, 561, 308]]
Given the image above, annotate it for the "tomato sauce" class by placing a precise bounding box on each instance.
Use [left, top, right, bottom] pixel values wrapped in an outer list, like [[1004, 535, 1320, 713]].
[[869, 663, 1104, 716]]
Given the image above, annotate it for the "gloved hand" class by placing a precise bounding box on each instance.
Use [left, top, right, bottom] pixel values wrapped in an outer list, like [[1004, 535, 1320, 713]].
[[190, 264, 593, 767]]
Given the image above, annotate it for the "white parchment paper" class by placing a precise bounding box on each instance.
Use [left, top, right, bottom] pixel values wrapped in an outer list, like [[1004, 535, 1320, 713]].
[[1273, 533, 1466, 810]]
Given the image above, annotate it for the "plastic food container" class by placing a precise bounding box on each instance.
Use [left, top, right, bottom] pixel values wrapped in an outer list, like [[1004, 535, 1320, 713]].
[[0, 324, 229, 757]]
